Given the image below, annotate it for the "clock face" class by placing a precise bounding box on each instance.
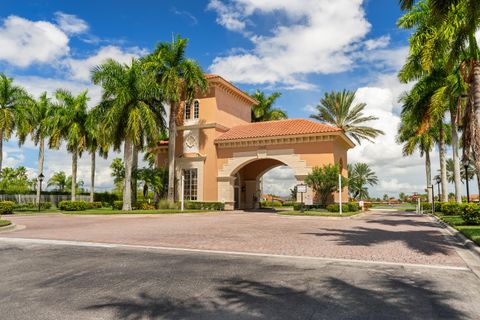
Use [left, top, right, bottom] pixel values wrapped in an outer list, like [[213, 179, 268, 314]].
[[185, 135, 197, 148]]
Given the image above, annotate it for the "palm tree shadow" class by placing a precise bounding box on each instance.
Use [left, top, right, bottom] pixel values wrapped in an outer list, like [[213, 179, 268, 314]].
[[303, 227, 457, 255], [83, 276, 466, 319]]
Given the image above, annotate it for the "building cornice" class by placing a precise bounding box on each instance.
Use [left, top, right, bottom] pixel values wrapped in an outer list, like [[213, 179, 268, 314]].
[[207, 76, 258, 106], [178, 122, 230, 132]]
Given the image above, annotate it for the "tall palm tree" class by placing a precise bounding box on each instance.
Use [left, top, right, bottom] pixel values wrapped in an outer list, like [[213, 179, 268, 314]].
[[47, 171, 68, 192], [0, 73, 30, 172], [18, 92, 57, 205], [250, 90, 287, 122], [91, 58, 165, 210], [347, 163, 379, 199], [310, 90, 384, 144], [143, 35, 207, 202], [51, 90, 88, 201]]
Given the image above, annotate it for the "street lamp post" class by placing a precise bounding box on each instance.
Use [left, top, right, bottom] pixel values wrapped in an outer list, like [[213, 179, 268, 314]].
[[463, 160, 470, 203], [435, 176, 441, 202], [38, 173, 44, 212]]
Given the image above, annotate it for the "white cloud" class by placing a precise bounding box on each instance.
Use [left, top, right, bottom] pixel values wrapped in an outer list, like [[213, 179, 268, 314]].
[[208, 0, 373, 88], [65, 45, 148, 82], [364, 35, 390, 50], [0, 15, 69, 67], [263, 166, 296, 197], [54, 12, 89, 34], [303, 104, 317, 114]]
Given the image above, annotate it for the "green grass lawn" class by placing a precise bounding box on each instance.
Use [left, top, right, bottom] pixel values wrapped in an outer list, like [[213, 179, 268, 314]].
[[0, 219, 12, 227], [277, 210, 359, 217], [437, 214, 480, 246], [62, 208, 211, 215]]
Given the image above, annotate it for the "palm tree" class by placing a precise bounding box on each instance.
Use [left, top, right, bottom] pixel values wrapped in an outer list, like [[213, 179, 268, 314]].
[[0, 73, 30, 172], [310, 90, 384, 144], [143, 35, 207, 202], [250, 90, 287, 122], [347, 163, 379, 199], [51, 90, 88, 201], [91, 58, 165, 210], [47, 171, 68, 192]]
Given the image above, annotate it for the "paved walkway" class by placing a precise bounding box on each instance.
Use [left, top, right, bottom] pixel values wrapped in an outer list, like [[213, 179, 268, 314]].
[[0, 210, 467, 267]]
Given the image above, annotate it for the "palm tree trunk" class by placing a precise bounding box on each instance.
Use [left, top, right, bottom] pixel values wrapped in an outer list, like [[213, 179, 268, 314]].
[[167, 101, 177, 202], [450, 105, 462, 203], [122, 137, 133, 211], [426, 150, 432, 203], [131, 145, 138, 206], [71, 150, 77, 201], [473, 62, 480, 195], [36, 138, 45, 205], [0, 130, 3, 173], [90, 151, 95, 203], [439, 124, 448, 202]]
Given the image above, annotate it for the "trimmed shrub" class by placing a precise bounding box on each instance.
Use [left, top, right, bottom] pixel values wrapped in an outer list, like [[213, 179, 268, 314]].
[[58, 200, 88, 211], [441, 202, 464, 216], [137, 202, 156, 210], [0, 201, 15, 214], [348, 202, 359, 212], [14, 202, 51, 211], [461, 204, 480, 225], [435, 202, 445, 213], [94, 192, 119, 205], [113, 201, 123, 210], [157, 200, 180, 210], [87, 201, 103, 209], [326, 204, 350, 212], [185, 201, 224, 211]]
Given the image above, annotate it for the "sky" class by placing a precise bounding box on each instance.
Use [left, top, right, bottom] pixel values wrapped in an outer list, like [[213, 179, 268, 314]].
[[0, 0, 477, 197]]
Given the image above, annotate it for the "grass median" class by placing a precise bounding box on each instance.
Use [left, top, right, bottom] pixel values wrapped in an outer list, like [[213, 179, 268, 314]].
[[277, 210, 360, 217], [0, 219, 12, 227], [436, 214, 480, 246]]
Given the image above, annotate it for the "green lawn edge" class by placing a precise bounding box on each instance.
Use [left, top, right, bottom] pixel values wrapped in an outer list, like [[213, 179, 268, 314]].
[[277, 210, 360, 217], [436, 214, 480, 246], [61, 209, 212, 215], [0, 219, 12, 227]]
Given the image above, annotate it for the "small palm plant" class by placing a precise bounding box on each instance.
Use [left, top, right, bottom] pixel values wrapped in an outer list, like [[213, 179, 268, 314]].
[[250, 90, 287, 122], [310, 90, 384, 144]]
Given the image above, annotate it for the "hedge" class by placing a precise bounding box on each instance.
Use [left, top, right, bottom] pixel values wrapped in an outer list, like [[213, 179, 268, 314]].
[[326, 204, 350, 213], [441, 202, 465, 216], [157, 200, 180, 210], [13, 202, 52, 211], [87, 201, 103, 209], [113, 201, 123, 210], [292, 203, 325, 211], [94, 192, 119, 205], [58, 200, 88, 211], [461, 203, 480, 225], [348, 202, 359, 212], [185, 201, 224, 211], [0, 201, 15, 214]]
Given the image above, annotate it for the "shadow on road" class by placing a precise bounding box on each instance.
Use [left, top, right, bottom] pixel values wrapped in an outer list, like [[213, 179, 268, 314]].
[[303, 227, 457, 255], [84, 276, 465, 319]]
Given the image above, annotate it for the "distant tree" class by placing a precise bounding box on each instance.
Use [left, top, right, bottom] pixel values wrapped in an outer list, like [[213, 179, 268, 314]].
[[399, 192, 406, 202], [110, 158, 125, 192], [136, 167, 168, 201], [47, 171, 68, 192], [310, 90, 384, 144], [383, 194, 389, 201], [65, 175, 85, 193], [348, 163, 378, 199], [290, 186, 297, 201], [305, 164, 347, 205], [0, 167, 31, 193], [250, 90, 287, 122]]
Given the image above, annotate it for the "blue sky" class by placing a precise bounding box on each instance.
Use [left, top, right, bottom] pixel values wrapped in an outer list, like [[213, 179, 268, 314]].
[[0, 0, 476, 197]]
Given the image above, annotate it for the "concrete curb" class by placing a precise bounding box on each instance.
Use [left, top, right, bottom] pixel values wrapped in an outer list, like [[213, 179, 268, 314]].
[[428, 214, 480, 259], [0, 222, 16, 232]]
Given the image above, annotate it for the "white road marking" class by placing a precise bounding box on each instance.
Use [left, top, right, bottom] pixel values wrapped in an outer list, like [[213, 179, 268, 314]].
[[0, 236, 469, 272]]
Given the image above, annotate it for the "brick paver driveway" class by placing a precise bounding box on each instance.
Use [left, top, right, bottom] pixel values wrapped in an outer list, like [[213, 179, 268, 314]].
[[1, 210, 466, 267]]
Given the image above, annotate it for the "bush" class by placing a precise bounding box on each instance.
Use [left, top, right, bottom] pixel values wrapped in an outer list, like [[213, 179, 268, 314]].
[[441, 202, 464, 216], [58, 200, 88, 211], [113, 201, 123, 210], [137, 202, 156, 210], [14, 202, 51, 211], [157, 200, 180, 210], [260, 200, 283, 208], [348, 202, 359, 212], [0, 201, 15, 214], [185, 201, 224, 211], [461, 203, 480, 225], [435, 201, 445, 213], [87, 201, 103, 209], [326, 204, 350, 212], [94, 192, 119, 205]]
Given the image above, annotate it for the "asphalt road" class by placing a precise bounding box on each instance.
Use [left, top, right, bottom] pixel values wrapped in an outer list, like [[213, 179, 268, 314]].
[[1, 239, 480, 320]]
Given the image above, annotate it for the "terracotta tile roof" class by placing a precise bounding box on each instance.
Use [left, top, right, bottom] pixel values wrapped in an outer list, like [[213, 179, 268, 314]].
[[204, 74, 220, 79], [215, 119, 341, 141]]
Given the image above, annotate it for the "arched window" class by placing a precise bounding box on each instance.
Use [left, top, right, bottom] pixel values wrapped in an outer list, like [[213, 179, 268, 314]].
[[185, 103, 191, 120], [193, 100, 199, 119]]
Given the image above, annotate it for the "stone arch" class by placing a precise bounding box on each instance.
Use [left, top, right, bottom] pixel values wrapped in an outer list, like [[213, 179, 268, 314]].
[[217, 149, 311, 210]]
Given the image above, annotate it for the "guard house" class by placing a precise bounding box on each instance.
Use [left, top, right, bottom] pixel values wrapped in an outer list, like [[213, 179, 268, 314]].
[[155, 74, 354, 210]]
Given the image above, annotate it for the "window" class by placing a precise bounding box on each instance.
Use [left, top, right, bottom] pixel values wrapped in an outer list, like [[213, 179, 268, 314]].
[[183, 169, 198, 201], [185, 103, 191, 120], [193, 100, 199, 119]]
